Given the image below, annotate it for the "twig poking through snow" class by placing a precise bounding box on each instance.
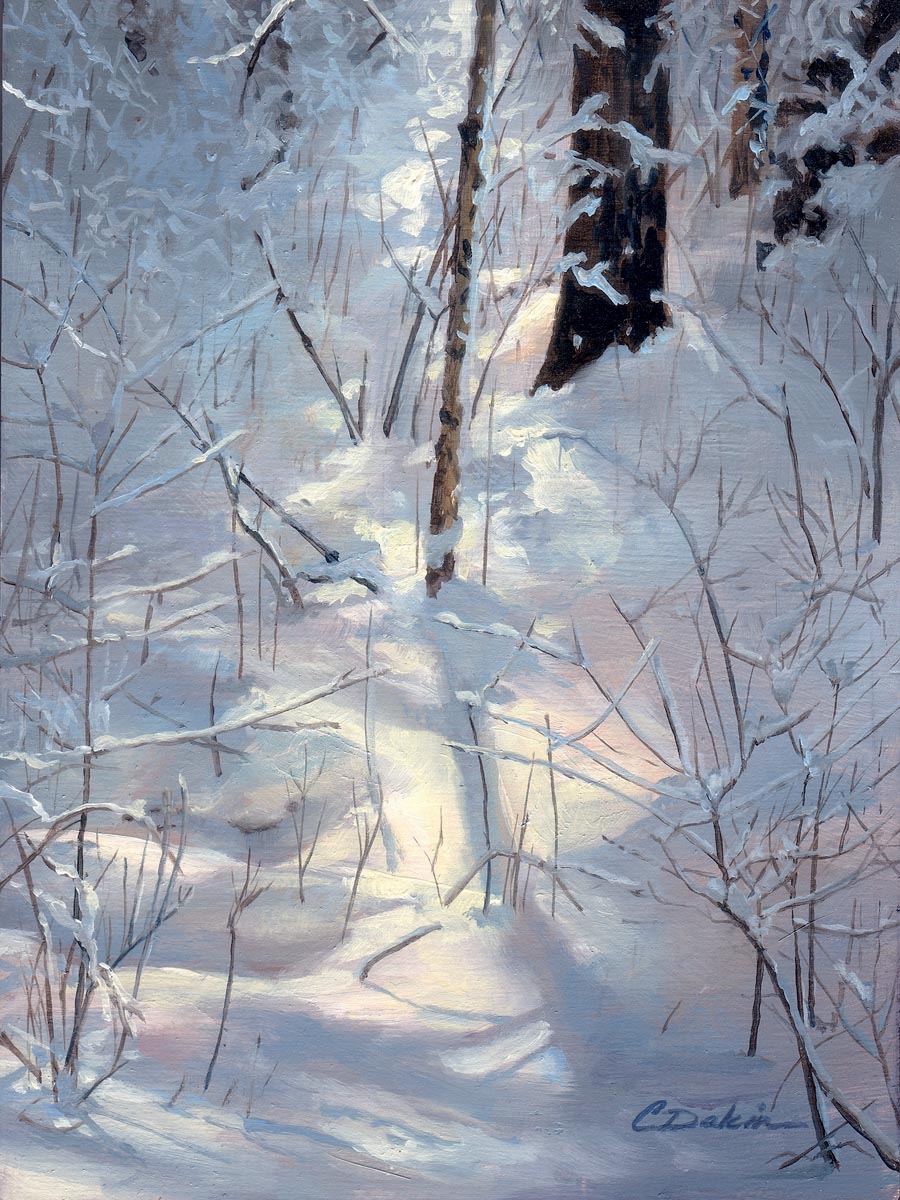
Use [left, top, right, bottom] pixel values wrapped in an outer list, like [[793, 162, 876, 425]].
[[359, 923, 442, 982]]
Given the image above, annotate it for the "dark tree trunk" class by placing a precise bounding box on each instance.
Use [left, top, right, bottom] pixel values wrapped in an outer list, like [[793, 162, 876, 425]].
[[726, 0, 771, 199], [534, 0, 670, 392], [747, 949, 764, 1055]]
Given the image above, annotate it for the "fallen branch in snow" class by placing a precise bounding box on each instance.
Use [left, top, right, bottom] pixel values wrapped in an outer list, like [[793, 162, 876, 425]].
[[256, 232, 362, 443], [433, 612, 579, 664], [96, 668, 381, 753], [141, 380, 378, 592], [1, 668, 385, 769], [214, 450, 304, 609], [359, 923, 442, 982]]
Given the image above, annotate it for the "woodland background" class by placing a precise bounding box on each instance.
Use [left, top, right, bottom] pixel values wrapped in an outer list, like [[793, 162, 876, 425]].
[[1, 1, 899, 1196]]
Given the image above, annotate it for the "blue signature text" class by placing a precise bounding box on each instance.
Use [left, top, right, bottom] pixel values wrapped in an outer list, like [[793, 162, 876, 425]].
[[632, 1099, 809, 1133]]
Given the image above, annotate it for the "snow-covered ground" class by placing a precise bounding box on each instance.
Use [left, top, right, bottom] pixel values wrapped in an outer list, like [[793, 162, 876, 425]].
[[0, 846, 890, 1200], [2, 0, 899, 1196]]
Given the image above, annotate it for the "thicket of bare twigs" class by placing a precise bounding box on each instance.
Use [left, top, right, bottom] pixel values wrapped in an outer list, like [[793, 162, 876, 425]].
[[2, 0, 898, 1181]]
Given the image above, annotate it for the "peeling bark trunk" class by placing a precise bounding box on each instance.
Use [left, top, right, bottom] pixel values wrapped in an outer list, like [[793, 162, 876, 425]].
[[534, 0, 670, 392], [426, 0, 498, 597]]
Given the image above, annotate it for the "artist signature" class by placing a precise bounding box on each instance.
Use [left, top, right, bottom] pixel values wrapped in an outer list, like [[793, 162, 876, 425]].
[[632, 1100, 809, 1133]]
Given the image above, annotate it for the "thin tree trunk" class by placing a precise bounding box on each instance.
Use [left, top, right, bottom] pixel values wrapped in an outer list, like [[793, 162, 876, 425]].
[[796, 1033, 840, 1169], [871, 287, 895, 543], [65, 474, 99, 1077], [534, 0, 670, 391], [467, 709, 493, 913], [747, 949, 764, 1055], [204, 926, 237, 1092], [737, 930, 846, 1168], [426, 0, 498, 596], [545, 714, 560, 919], [204, 851, 267, 1092]]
